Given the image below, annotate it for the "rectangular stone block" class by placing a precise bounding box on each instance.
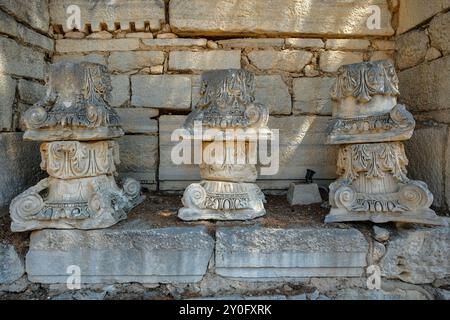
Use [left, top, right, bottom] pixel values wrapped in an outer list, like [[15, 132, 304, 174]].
[[168, 51, 241, 71], [131, 75, 191, 110], [142, 38, 207, 47], [56, 39, 140, 53], [50, 0, 165, 32], [170, 0, 394, 36], [255, 75, 291, 115], [18, 80, 45, 105], [0, 133, 42, 208], [399, 55, 450, 112], [248, 49, 312, 72], [53, 54, 108, 65], [108, 75, 130, 107], [285, 38, 324, 49], [0, 37, 46, 79], [0, 75, 16, 131], [0, 0, 49, 32], [325, 39, 371, 50], [320, 51, 364, 73], [397, 0, 450, 34], [293, 77, 335, 115], [26, 226, 214, 283], [108, 51, 165, 73], [114, 108, 158, 134], [218, 38, 284, 48], [216, 227, 369, 279], [0, 10, 53, 51], [287, 183, 322, 205], [117, 135, 158, 186]]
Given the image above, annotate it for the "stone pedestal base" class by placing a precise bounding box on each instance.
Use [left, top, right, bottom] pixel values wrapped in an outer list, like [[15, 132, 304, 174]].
[[10, 175, 144, 232], [178, 180, 266, 221]]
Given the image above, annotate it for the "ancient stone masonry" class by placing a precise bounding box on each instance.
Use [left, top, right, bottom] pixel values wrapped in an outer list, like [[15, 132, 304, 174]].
[[10, 62, 144, 232], [178, 69, 270, 221], [325, 60, 447, 226]]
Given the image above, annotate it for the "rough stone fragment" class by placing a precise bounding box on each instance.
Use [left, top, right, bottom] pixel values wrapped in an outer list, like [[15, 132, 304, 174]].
[[319, 51, 363, 73], [168, 51, 241, 71], [248, 49, 312, 72], [396, 30, 429, 70], [370, 51, 394, 63], [126, 32, 154, 39], [398, 0, 450, 34], [0, 133, 42, 208], [26, 226, 214, 283], [53, 54, 107, 65], [325, 39, 370, 50], [372, 40, 395, 50], [216, 227, 369, 278], [86, 31, 113, 39], [0, 74, 16, 131], [429, 12, 450, 55], [425, 47, 442, 61], [131, 75, 191, 109], [0, 0, 49, 32], [0, 10, 53, 51], [285, 38, 324, 48], [0, 244, 24, 284], [170, 0, 394, 36], [114, 108, 158, 134], [142, 38, 207, 47], [287, 183, 322, 205], [218, 38, 284, 48], [398, 55, 450, 112], [373, 226, 390, 242], [255, 75, 291, 115], [108, 75, 130, 107], [293, 77, 335, 115], [49, 0, 165, 32], [18, 80, 45, 105], [108, 51, 165, 73], [0, 37, 45, 79], [380, 226, 450, 284], [156, 33, 178, 39], [56, 39, 140, 53]]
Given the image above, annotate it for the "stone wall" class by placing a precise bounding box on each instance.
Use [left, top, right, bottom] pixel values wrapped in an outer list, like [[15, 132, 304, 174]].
[[396, 0, 450, 211], [0, 1, 54, 208], [49, 0, 397, 192]]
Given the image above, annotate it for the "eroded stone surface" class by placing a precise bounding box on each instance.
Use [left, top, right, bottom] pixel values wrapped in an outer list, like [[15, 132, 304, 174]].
[[168, 51, 241, 71], [287, 183, 322, 206], [396, 30, 429, 70], [429, 12, 450, 55], [0, 74, 16, 131], [0, 244, 24, 285], [26, 226, 214, 283]]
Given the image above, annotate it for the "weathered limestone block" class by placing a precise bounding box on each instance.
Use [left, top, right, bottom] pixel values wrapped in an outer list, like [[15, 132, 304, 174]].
[[247, 50, 312, 72], [170, 0, 394, 36], [255, 76, 291, 115], [218, 38, 284, 48], [429, 11, 450, 55], [380, 226, 450, 284], [0, 0, 49, 32], [325, 61, 446, 226], [0, 74, 16, 131], [50, 0, 165, 32], [285, 38, 324, 49], [26, 226, 214, 283], [169, 51, 241, 72], [0, 10, 53, 52], [53, 54, 107, 66], [293, 77, 335, 115], [397, 0, 450, 34], [56, 39, 140, 53], [0, 244, 24, 284], [142, 38, 207, 48], [216, 227, 369, 279], [108, 75, 130, 107], [287, 183, 322, 206], [319, 51, 364, 73], [131, 75, 191, 109], [178, 69, 270, 221], [398, 55, 450, 112], [10, 61, 144, 231], [18, 80, 46, 105], [325, 39, 370, 50], [0, 133, 42, 208], [396, 30, 429, 70], [0, 37, 46, 80], [108, 51, 165, 73], [114, 108, 158, 134]]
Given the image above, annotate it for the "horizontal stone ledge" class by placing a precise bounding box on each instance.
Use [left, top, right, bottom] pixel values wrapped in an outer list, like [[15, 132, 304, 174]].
[[56, 39, 140, 53], [215, 226, 369, 279], [142, 38, 207, 47], [26, 226, 214, 284]]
